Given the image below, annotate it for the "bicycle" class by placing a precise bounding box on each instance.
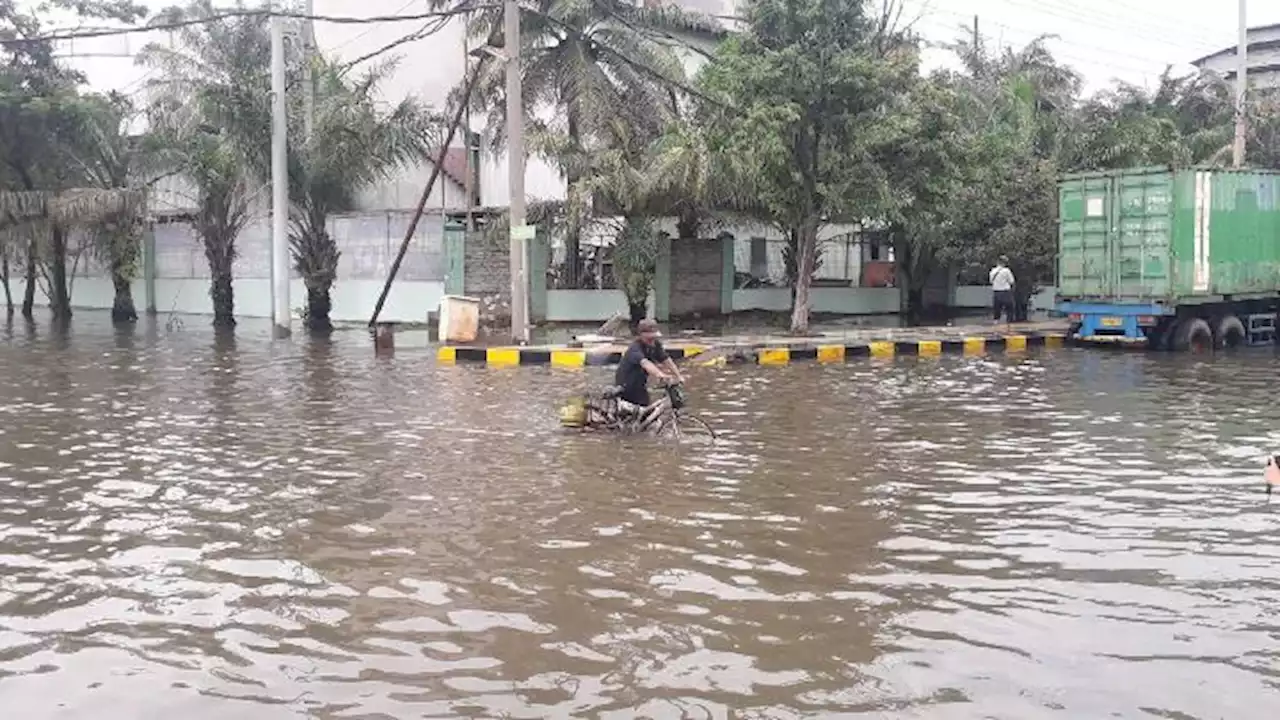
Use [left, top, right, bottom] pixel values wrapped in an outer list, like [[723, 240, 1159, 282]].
[[628, 382, 718, 442], [573, 382, 717, 442]]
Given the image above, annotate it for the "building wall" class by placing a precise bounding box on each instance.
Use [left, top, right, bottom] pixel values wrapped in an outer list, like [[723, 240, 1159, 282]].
[[1194, 24, 1280, 89], [312, 1, 727, 212]]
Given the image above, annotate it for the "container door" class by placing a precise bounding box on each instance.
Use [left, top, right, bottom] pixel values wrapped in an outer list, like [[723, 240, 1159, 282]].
[[1059, 176, 1114, 298], [1114, 172, 1174, 299]]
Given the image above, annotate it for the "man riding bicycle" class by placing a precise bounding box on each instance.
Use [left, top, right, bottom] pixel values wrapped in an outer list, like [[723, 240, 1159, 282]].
[[615, 319, 683, 415]]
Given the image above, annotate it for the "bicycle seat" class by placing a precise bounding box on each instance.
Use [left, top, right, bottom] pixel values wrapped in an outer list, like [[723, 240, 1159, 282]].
[[598, 385, 623, 399]]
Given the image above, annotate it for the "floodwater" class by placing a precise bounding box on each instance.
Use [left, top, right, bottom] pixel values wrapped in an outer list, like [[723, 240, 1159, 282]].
[[2, 315, 1279, 719]]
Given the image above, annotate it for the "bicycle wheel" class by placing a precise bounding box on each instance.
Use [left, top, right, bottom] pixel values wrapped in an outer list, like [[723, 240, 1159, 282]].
[[657, 411, 717, 442]]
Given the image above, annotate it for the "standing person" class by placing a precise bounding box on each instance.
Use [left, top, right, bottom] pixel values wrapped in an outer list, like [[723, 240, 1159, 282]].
[[614, 318, 683, 411], [989, 255, 1016, 326]]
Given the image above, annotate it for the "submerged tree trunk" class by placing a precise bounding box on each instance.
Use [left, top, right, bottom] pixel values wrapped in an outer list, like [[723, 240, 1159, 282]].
[[1, 249, 12, 316], [22, 237, 36, 320], [788, 220, 819, 335], [49, 226, 72, 321], [892, 228, 931, 327], [111, 270, 137, 324], [204, 232, 237, 328], [210, 272, 234, 327], [305, 283, 334, 333]]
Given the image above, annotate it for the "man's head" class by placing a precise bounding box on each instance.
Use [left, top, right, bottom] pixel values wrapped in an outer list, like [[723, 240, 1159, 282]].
[[636, 318, 661, 345], [997, 255, 1009, 267]]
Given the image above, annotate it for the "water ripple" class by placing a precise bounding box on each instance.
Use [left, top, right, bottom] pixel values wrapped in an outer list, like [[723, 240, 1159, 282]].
[[1, 317, 1279, 717]]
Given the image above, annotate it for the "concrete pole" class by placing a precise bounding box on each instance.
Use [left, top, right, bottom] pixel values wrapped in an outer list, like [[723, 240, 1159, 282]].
[[1232, 0, 1248, 168], [505, 0, 530, 344], [270, 8, 291, 337], [303, 0, 314, 142], [143, 222, 157, 315]]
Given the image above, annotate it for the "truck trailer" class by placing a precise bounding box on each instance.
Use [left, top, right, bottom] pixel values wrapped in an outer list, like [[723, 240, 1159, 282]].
[[1057, 166, 1280, 350]]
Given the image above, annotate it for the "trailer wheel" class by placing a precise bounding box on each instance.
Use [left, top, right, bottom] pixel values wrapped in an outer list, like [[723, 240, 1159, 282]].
[[1213, 315, 1246, 349], [1170, 317, 1213, 353]]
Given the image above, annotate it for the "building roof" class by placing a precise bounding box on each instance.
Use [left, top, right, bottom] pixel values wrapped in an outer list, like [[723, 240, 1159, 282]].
[[1191, 23, 1280, 66], [427, 147, 469, 189]]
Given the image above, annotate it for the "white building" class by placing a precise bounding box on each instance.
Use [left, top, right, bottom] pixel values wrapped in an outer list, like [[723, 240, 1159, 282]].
[[311, 0, 731, 213], [1192, 23, 1280, 90]]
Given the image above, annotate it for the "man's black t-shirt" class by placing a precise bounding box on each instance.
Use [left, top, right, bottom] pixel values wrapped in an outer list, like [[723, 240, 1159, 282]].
[[614, 338, 669, 406]]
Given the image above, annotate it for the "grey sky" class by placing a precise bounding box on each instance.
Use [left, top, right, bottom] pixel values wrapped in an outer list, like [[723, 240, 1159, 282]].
[[24, 0, 1280, 98]]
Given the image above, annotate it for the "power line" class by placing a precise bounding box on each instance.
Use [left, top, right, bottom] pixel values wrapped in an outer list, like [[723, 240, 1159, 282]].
[[918, 13, 1197, 75], [1, 6, 497, 46]]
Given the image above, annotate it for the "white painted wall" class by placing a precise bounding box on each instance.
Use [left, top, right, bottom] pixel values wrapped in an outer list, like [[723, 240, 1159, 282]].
[[10, 276, 444, 325]]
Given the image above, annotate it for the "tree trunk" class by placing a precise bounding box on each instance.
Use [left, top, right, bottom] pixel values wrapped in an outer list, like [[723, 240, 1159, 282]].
[[305, 283, 333, 333], [563, 108, 583, 289], [1, 249, 12, 316], [22, 237, 36, 320], [111, 270, 137, 324], [210, 272, 235, 327], [786, 228, 799, 307], [49, 226, 72, 321], [788, 221, 819, 335], [628, 300, 647, 331], [676, 214, 700, 241]]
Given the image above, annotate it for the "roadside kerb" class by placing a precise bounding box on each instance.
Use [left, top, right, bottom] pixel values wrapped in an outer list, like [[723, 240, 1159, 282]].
[[436, 332, 1069, 367]]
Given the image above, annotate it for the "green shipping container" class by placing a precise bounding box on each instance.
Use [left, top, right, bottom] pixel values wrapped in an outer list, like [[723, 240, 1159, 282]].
[[1058, 166, 1280, 304]]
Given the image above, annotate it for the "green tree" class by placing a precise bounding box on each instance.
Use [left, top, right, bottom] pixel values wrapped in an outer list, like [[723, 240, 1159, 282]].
[[1, 0, 147, 321], [459, 0, 717, 288], [139, 0, 267, 328], [698, 0, 917, 334], [228, 58, 441, 332], [66, 92, 164, 323]]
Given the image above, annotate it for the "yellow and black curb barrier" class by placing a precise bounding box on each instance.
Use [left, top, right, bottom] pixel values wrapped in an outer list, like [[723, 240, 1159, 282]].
[[436, 332, 1069, 367]]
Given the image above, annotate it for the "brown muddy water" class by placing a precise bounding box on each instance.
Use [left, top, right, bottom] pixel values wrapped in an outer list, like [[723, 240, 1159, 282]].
[[1, 315, 1279, 719]]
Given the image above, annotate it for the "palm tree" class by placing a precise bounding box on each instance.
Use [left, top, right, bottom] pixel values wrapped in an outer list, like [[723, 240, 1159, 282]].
[[0, 189, 145, 321], [456, 0, 720, 287], [65, 92, 163, 324], [138, 0, 268, 328], [232, 59, 442, 332]]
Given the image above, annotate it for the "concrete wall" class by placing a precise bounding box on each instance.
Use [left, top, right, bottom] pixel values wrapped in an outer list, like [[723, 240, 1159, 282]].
[[9, 275, 442, 325], [955, 285, 1058, 311], [14, 210, 447, 324], [732, 287, 902, 314], [546, 289, 650, 322], [669, 238, 727, 317], [461, 231, 511, 323]]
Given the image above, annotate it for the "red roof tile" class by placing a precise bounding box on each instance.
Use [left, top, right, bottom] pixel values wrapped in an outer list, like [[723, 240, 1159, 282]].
[[428, 147, 469, 190]]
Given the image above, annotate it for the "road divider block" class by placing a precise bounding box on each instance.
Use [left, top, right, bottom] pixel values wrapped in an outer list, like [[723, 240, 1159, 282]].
[[435, 332, 1070, 367]]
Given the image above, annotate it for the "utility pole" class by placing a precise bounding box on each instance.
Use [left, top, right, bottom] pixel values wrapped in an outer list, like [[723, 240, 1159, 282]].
[[504, 0, 530, 344], [270, 6, 291, 337], [303, 0, 315, 141], [462, 18, 475, 233], [1232, 0, 1248, 168]]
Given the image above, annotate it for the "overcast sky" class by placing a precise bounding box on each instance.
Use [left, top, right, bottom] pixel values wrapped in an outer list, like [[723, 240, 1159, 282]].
[[24, 0, 1280, 98]]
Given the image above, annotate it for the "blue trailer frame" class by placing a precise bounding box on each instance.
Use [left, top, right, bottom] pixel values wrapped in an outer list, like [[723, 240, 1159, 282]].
[[1056, 301, 1174, 342]]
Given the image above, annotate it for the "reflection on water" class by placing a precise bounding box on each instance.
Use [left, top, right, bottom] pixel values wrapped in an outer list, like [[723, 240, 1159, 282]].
[[2, 314, 1279, 718]]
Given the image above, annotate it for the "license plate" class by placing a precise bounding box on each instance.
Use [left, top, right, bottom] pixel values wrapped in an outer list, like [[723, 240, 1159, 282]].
[[1100, 317, 1123, 327]]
